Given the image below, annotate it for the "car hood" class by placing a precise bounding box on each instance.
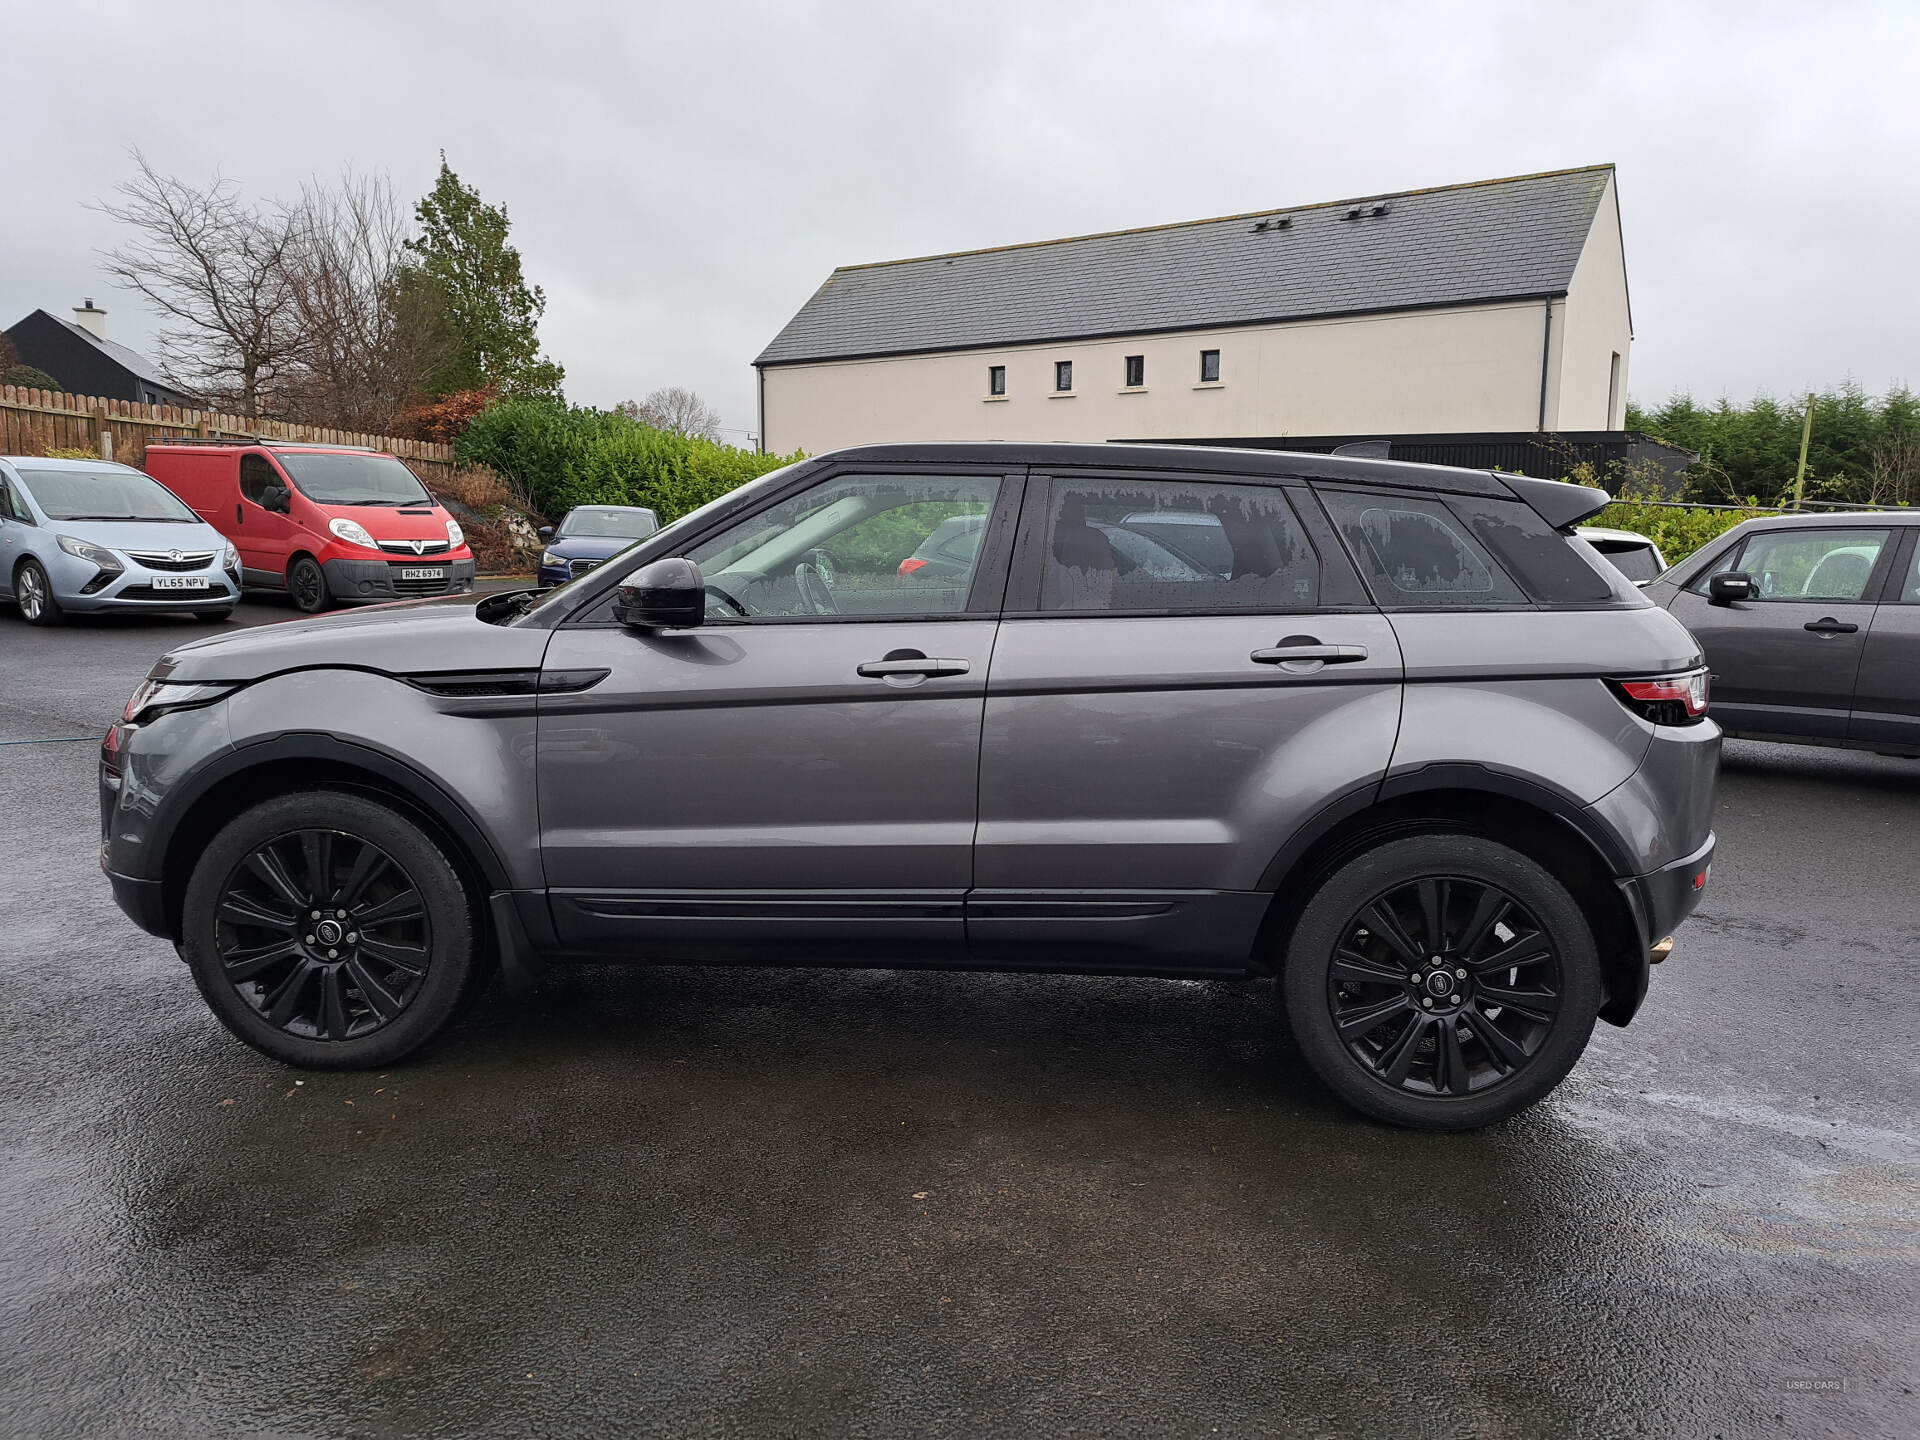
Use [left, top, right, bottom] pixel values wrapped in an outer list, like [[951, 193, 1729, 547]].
[[57, 519, 230, 555], [545, 535, 643, 562], [151, 592, 551, 684], [318, 503, 458, 544]]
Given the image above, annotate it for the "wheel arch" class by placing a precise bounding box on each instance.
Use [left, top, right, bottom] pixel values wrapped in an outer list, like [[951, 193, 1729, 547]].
[[155, 734, 512, 941], [1254, 772, 1647, 1028]]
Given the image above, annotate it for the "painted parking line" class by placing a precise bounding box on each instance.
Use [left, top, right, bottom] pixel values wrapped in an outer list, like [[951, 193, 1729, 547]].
[[0, 736, 98, 745]]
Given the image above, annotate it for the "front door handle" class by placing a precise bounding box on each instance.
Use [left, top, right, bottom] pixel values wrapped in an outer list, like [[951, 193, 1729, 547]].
[[857, 652, 971, 680], [1803, 618, 1859, 636], [1250, 641, 1370, 665]]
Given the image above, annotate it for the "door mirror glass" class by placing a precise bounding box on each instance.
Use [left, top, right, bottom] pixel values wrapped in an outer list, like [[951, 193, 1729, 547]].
[[612, 557, 706, 630], [1708, 571, 1755, 604]]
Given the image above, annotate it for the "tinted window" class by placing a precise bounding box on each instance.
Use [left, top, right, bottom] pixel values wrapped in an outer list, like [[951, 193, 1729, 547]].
[[1902, 538, 1920, 605], [1588, 540, 1664, 583], [1697, 528, 1890, 601], [276, 451, 430, 506], [1037, 477, 1319, 613], [1448, 495, 1619, 602], [16, 467, 198, 523], [687, 473, 1002, 619], [1319, 490, 1526, 607], [239, 454, 280, 506]]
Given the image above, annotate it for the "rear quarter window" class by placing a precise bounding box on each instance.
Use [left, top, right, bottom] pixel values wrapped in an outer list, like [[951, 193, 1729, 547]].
[[1447, 495, 1627, 604], [1317, 490, 1527, 608]]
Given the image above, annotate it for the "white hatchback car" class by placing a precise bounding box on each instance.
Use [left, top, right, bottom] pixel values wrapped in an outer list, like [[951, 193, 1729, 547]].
[[1576, 525, 1667, 586]]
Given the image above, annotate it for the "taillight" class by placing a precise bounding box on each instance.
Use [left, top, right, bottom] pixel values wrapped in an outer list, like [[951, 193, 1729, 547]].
[[1609, 668, 1709, 725], [897, 557, 929, 577]]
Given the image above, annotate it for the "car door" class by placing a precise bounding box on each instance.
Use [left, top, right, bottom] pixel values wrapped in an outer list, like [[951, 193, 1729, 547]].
[[535, 466, 1020, 961], [971, 469, 1403, 973], [1668, 525, 1895, 741], [0, 475, 30, 592], [236, 451, 300, 584], [1848, 528, 1920, 753]]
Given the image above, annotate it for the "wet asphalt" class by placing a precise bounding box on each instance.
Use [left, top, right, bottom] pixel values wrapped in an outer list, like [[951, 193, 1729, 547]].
[[1, 597, 1915, 1440]]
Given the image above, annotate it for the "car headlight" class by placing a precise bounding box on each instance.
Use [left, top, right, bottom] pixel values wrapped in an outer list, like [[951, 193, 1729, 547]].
[[541, 550, 564, 568], [57, 534, 124, 571], [121, 679, 235, 726], [223, 543, 241, 572], [446, 519, 464, 547], [328, 517, 378, 549]]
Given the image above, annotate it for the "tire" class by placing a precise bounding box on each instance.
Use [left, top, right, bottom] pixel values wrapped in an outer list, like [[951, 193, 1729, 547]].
[[179, 790, 480, 1069], [288, 555, 331, 614], [15, 559, 62, 626], [1281, 833, 1601, 1131]]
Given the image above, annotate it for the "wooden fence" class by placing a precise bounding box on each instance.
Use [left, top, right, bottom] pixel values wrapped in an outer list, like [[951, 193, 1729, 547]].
[[0, 385, 457, 484]]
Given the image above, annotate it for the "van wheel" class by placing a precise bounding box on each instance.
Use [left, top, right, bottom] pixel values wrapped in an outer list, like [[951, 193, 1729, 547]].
[[179, 790, 481, 1069], [288, 556, 330, 613], [15, 559, 62, 625], [1281, 833, 1601, 1131]]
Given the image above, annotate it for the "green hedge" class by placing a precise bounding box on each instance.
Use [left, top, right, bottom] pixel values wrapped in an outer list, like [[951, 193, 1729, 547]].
[[1589, 496, 1778, 563], [455, 396, 801, 523]]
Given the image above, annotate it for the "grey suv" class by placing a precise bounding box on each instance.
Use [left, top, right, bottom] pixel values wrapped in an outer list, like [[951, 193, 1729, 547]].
[[101, 444, 1720, 1130]]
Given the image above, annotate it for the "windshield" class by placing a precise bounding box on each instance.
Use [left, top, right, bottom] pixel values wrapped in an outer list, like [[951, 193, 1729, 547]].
[[560, 508, 658, 539], [18, 467, 199, 522], [275, 451, 431, 506]]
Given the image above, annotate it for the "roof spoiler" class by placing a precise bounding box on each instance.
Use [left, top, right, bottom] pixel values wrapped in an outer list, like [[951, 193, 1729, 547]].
[[1502, 473, 1612, 530]]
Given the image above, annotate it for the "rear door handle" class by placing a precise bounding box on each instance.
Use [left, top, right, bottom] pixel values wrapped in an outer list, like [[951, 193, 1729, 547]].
[[1803, 618, 1859, 635], [857, 653, 971, 679], [1250, 642, 1370, 665]]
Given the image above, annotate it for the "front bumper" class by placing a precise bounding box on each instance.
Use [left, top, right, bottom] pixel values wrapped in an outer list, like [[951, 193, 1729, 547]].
[[322, 556, 476, 603], [50, 549, 240, 611]]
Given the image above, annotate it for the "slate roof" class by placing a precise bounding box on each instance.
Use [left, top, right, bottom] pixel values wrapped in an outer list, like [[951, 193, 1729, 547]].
[[756, 165, 1613, 367], [37, 311, 182, 392]]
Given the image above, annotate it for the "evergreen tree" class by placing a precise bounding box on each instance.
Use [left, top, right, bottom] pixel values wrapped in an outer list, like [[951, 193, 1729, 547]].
[[406, 156, 562, 397]]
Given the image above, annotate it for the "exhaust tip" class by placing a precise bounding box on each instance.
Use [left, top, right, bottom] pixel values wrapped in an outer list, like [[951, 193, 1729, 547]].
[[1649, 936, 1675, 965]]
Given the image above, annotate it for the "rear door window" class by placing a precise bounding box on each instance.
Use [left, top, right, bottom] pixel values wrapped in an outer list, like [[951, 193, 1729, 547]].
[[1033, 476, 1320, 613], [1317, 490, 1527, 607]]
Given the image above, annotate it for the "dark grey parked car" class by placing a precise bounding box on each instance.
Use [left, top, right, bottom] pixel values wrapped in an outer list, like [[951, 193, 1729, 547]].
[[102, 444, 1720, 1129], [1644, 510, 1920, 756]]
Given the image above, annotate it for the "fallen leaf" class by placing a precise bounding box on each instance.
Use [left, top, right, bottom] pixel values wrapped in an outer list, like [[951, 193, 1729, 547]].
[[218, 1098, 235, 1107]]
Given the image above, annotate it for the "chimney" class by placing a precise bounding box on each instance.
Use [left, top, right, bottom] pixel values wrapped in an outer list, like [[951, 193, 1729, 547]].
[[73, 299, 107, 340]]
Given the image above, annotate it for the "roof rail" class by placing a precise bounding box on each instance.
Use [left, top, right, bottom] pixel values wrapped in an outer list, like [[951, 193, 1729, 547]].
[[145, 435, 382, 452]]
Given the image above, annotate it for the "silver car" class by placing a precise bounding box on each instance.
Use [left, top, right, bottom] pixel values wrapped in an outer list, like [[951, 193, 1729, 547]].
[[0, 457, 241, 624], [101, 443, 1720, 1130]]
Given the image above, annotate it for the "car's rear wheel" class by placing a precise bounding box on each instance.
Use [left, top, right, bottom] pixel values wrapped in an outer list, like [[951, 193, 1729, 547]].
[[288, 555, 330, 613], [15, 559, 61, 626], [180, 790, 480, 1068], [1282, 833, 1601, 1131]]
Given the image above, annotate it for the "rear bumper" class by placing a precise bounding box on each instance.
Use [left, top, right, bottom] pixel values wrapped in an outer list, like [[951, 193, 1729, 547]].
[[107, 868, 172, 939], [1603, 832, 1715, 1025]]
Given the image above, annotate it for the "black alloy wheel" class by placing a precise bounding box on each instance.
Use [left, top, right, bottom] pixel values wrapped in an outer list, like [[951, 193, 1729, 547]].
[[1326, 876, 1560, 1098], [214, 829, 430, 1042], [1283, 833, 1600, 1130], [181, 790, 479, 1068], [288, 555, 329, 613]]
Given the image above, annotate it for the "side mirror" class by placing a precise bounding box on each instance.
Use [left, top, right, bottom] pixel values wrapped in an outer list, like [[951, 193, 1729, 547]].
[[612, 557, 705, 630], [263, 486, 291, 515], [537, 525, 553, 540], [1708, 572, 1755, 605]]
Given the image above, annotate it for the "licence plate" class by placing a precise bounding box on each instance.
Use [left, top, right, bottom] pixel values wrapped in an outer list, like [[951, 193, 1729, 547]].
[[399, 567, 446, 581], [150, 575, 209, 590]]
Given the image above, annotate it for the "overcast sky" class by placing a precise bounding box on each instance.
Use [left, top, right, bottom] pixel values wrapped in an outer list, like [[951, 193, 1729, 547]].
[[6, 0, 1915, 441]]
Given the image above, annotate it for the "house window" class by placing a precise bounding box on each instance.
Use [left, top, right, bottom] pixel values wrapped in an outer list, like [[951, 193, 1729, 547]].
[[987, 365, 1006, 397], [1055, 361, 1074, 392], [1199, 349, 1221, 383], [1607, 352, 1622, 427], [1124, 355, 1145, 388]]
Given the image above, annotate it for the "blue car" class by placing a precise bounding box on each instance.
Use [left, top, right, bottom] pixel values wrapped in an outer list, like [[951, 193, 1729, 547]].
[[0, 457, 242, 625], [537, 504, 660, 587]]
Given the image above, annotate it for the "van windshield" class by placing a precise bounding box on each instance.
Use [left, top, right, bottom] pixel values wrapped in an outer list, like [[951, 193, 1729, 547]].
[[276, 451, 431, 507], [18, 467, 199, 522]]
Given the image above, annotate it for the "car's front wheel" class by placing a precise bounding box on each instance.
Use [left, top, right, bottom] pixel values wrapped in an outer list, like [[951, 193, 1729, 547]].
[[1282, 833, 1601, 1131], [287, 555, 331, 614], [180, 790, 480, 1068], [15, 559, 62, 625]]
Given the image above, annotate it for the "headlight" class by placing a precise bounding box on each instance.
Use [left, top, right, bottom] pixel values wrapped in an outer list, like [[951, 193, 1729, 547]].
[[121, 679, 235, 726], [446, 519, 465, 547], [57, 534, 124, 570], [223, 543, 241, 572], [328, 517, 378, 549], [541, 550, 564, 568]]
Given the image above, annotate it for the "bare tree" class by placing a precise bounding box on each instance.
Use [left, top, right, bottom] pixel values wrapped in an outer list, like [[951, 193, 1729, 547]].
[[95, 152, 300, 416], [1864, 438, 1920, 507], [276, 172, 447, 433], [620, 386, 724, 441]]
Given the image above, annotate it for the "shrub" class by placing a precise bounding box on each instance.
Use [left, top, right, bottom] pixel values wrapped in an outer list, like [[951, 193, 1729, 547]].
[[1589, 494, 1777, 563], [401, 386, 498, 443], [455, 396, 800, 524], [435, 463, 518, 512], [4, 364, 63, 392]]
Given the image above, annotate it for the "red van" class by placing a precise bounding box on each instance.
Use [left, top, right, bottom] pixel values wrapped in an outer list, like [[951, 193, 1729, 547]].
[[144, 441, 475, 613]]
